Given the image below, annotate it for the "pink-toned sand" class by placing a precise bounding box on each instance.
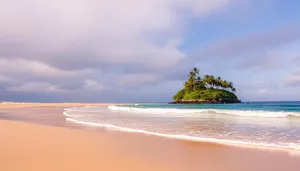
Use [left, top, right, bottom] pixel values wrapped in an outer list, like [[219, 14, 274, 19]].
[[0, 104, 299, 171], [0, 102, 111, 108]]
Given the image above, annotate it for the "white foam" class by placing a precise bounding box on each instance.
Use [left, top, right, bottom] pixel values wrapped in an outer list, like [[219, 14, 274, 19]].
[[63, 111, 74, 118], [64, 111, 300, 152], [107, 105, 300, 118]]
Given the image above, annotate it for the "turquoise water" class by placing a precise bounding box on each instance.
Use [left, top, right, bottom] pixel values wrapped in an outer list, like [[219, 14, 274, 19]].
[[64, 102, 300, 150], [123, 101, 300, 112]]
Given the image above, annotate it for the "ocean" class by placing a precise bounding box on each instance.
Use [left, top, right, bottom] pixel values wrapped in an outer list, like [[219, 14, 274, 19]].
[[64, 102, 300, 150]]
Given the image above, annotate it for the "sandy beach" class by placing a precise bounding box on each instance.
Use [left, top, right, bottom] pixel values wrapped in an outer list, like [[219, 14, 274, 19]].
[[0, 102, 112, 108], [0, 103, 300, 171]]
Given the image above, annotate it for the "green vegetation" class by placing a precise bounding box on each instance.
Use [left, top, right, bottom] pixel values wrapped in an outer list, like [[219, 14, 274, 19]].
[[172, 68, 239, 102]]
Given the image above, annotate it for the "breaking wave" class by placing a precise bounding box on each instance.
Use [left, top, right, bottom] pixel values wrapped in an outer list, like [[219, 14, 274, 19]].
[[63, 111, 300, 151], [107, 105, 300, 118]]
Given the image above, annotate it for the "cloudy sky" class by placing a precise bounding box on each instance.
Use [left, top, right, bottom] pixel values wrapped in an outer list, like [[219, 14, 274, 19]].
[[0, 0, 300, 102]]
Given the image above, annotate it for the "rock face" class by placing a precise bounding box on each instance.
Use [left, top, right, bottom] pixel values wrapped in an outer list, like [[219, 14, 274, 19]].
[[169, 99, 241, 104]]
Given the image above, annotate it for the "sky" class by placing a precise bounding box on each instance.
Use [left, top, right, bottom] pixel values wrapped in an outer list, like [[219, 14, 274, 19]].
[[0, 0, 300, 102]]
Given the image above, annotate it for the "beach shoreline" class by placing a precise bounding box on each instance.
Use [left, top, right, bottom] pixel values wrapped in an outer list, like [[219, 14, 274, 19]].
[[1, 103, 300, 171]]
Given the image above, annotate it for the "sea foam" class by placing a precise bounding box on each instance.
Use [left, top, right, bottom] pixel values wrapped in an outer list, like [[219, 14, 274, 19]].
[[63, 111, 300, 151], [107, 105, 300, 118]]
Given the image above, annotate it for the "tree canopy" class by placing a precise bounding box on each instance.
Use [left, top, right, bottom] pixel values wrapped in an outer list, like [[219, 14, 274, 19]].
[[172, 68, 239, 103]]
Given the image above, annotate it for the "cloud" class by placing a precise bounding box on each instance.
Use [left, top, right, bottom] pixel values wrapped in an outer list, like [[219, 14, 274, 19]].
[[236, 80, 284, 101], [234, 54, 284, 70], [7, 82, 63, 92], [291, 69, 300, 75], [285, 67, 300, 87], [284, 65, 300, 86], [118, 73, 161, 88], [197, 24, 300, 59], [0, 75, 9, 83], [0, 0, 233, 72], [0, 58, 80, 78], [292, 56, 300, 63], [0, 0, 234, 101], [83, 80, 106, 91]]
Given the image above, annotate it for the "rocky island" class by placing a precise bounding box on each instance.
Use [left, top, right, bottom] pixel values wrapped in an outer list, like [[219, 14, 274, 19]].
[[170, 68, 241, 104]]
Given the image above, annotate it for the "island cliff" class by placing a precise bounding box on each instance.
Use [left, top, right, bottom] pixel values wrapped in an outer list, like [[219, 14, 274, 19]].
[[170, 68, 241, 104]]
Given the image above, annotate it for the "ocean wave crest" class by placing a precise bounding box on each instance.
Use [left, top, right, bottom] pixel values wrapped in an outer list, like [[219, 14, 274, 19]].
[[107, 105, 300, 118], [63, 111, 300, 151]]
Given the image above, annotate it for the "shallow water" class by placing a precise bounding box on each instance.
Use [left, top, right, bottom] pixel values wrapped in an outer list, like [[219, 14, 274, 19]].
[[64, 102, 300, 150]]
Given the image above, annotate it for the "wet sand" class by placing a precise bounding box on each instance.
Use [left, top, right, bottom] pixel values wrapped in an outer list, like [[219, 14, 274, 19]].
[[0, 102, 111, 108], [0, 103, 300, 171]]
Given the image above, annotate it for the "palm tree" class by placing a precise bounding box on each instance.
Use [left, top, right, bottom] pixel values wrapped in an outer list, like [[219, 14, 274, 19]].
[[210, 75, 216, 88], [197, 76, 201, 81], [195, 76, 205, 90], [229, 82, 233, 90], [186, 70, 197, 92], [222, 80, 230, 90], [184, 81, 192, 92], [189, 71, 195, 78], [203, 75, 211, 88], [216, 76, 222, 89], [193, 67, 199, 75]]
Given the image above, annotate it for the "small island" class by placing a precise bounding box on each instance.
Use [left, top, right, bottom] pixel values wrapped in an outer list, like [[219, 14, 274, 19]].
[[170, 68, 241, 104]]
